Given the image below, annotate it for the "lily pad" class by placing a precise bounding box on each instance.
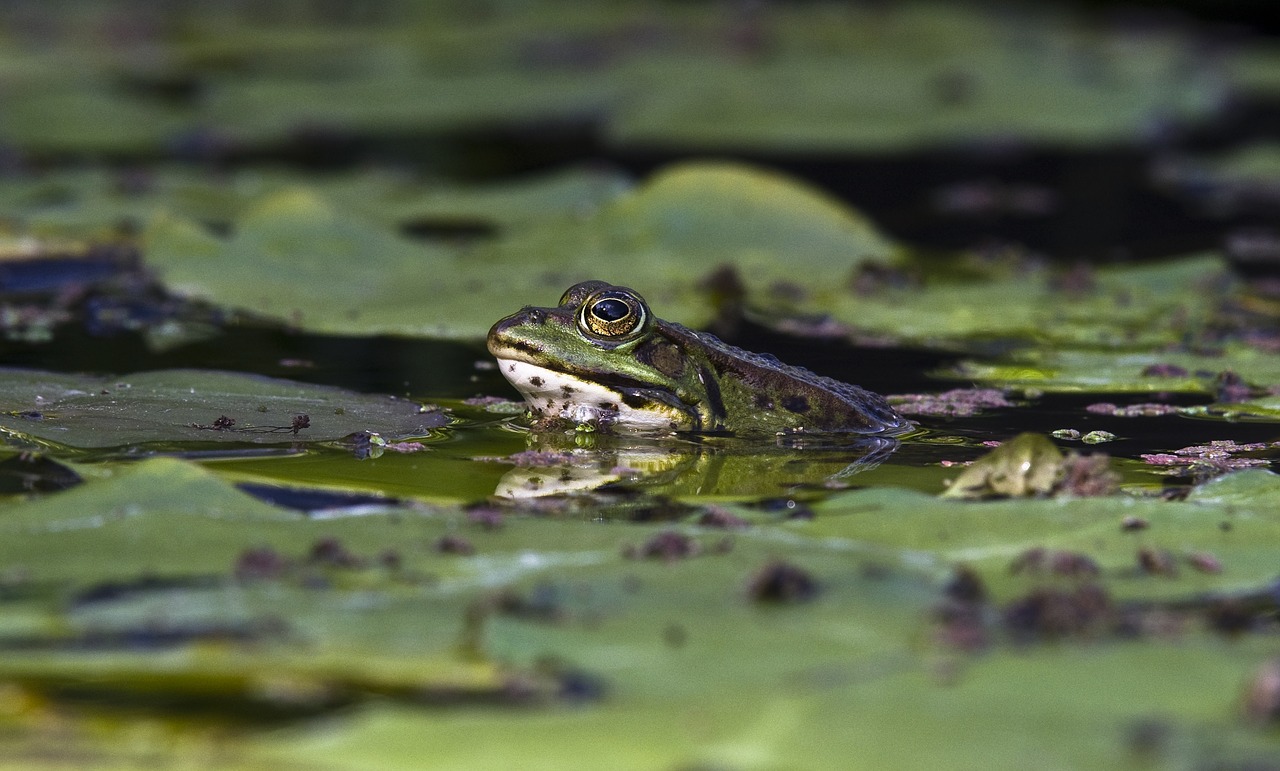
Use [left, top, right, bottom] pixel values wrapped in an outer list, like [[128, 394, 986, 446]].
[[143, 161, 898, 338], [3, 457, 1280, 767], [828, 253, 1229, 347], [0, 2, 1235, 154], [955, 341, 1280, 395], [0, 367, 446, 450]]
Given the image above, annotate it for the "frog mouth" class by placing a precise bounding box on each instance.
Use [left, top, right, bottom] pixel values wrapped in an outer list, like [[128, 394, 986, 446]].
[[493, 358, 693, 430]]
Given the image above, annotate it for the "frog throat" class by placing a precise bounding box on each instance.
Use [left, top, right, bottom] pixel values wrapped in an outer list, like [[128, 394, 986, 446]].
[[495, 359, 689, 431]]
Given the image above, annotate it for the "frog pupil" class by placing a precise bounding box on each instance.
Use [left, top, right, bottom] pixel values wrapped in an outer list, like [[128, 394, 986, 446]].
[[592, 299, 629, 322]]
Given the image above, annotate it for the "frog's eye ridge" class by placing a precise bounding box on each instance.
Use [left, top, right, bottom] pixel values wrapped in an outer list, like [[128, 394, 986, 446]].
[[578, 288, 648, 341]]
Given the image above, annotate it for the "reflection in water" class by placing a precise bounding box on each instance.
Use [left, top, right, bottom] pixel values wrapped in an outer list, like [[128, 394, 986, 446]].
[[493, 432, 900, 499]]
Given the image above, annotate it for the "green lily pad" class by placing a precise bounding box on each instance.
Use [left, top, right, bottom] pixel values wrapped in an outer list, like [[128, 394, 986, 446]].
[[143, 161, 898, 338], [811, 471, 1280, 602], [0, 2, 1235, 154], [3, 457, 1279, 767], [0, 368, 446, 450], [0, 165, 631, 239], [830, 253, 1229, 347], [955, 341, 1280, 395]]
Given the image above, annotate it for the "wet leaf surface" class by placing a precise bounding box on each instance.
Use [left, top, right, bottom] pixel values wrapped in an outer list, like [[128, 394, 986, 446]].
[[0, 368, 447, 450]]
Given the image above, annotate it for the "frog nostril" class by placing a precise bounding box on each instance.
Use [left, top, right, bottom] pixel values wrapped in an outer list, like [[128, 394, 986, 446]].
[[526, 307, 544, 323]]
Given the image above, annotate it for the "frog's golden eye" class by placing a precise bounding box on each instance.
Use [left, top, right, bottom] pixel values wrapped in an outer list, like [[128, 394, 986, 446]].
[[578, 289, 648, 341]]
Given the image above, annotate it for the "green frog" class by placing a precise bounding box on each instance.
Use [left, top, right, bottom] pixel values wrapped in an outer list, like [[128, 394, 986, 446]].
[[487, 280, 912, 436]]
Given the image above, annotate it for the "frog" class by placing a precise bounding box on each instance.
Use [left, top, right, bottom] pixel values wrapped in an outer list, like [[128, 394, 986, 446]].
[[486, 280, 913, 436]]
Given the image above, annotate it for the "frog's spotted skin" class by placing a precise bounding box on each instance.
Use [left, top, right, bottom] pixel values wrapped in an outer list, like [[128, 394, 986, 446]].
[[498, 359, 686, 430], [487, 280, 913, 435]]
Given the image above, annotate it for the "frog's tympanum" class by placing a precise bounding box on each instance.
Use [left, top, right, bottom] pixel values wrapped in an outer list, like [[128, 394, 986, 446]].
[[487, 281, 912, 435]]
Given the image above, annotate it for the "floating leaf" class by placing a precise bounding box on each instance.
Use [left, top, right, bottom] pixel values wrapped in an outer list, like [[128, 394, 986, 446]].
[[0, 368, 446, 450], [144, 161, 898, 337]]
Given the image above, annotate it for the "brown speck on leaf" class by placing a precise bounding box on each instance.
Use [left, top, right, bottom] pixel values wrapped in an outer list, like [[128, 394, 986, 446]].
[[935, 566, 990, 653], [1050, 551, 1101, 579], [494, 583, 566, 624], [308, 537, 364, 569], [945, 565, 988, 605], [1124, 718, 1171, 761], [746, 560, 818, 604], [1243, 657, 1280, 725], [1009, 547, 1047, 575], [1137, 547, 1179, 578], [663, 623, 688, 649], [436, 534, 475, 556], [212, 415, 235, 430], [235, 546, 291, 581], [1003, 584, 1113, 643], [1009, 547, 1099, 579], [631, 531, 699, 562], [291, 414, 310, 435], [466, 504, 505, 530], [1141, 363, 1189, 378], [1215, 370, 1255, 403], [1206, 599, 1253, 638], [1185, 551, 1222, 574], [1121, 516, 1149, 532], [697, 506, 748, 529], [848, 260, 923, 297], [1048, 261, 1097, 297]]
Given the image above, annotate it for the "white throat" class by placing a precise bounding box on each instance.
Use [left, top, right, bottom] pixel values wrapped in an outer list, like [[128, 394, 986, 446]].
[[495, 358, 681, 430]]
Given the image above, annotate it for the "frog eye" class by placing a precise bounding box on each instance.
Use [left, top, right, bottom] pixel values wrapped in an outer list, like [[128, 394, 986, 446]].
[[578, 289, 648, 341]]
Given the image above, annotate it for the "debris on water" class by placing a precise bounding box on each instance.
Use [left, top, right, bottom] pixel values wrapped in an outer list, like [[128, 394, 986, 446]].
[[464, 395, 528, 413], [887, 388, 1015, 417], [1086, 402, 1183, 417], [1052, 428, 1081, 440], [480, 449, 577, 467], [1140, 439, 1275, 481], [1080, 430, 1116, 444]]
